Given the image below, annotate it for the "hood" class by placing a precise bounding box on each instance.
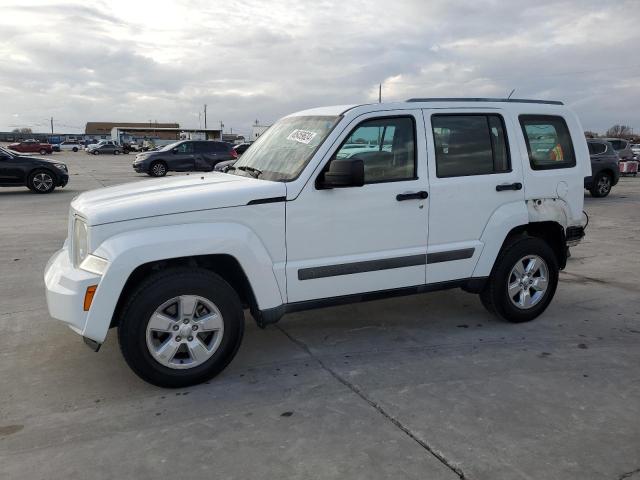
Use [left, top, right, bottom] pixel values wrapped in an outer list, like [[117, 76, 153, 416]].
[[17, 153, 66, 166], [72, 172, 286, 226]]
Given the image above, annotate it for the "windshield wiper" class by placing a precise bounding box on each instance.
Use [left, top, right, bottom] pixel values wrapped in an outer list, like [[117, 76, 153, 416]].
[[237, 166, 263, 178]]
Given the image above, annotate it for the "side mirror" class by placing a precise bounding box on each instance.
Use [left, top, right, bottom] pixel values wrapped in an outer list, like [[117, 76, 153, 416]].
[[172, 148, 178, 154], [318, 158, 365, 189]]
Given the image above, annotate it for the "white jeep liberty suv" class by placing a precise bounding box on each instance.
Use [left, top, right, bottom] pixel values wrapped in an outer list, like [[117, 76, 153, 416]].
[[45, 98, 589, 387]]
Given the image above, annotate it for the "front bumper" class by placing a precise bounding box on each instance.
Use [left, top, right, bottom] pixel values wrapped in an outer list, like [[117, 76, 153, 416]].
[[44, 247, 102, 338]]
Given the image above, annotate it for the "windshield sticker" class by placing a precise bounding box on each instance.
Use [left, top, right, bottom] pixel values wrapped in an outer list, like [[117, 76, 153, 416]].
[[287, 129, 317, 145]]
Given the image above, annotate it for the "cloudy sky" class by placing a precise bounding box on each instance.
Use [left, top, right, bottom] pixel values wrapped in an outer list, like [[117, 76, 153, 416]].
[[1, 0, 638, 136]]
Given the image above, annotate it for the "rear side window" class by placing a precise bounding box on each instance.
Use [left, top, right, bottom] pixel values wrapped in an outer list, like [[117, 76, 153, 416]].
[[432, 114, 510, 178], [609, 139, 626, 150], [588, 142, 607, 155], [519, 115, 576, 170]]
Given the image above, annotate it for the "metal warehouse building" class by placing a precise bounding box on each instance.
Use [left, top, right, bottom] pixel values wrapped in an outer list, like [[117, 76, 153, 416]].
[[85, 122, 180, 139]]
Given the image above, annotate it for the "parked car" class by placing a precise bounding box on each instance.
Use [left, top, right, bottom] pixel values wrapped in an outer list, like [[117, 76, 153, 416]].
[[8, 139, 53, 155], [45, 98, 589, 387], [85, 140, 117, 151], [57, 140, 82, 152], [232, 142, 252, 156], [630, 143, 640, 159], [87, 143, 122, 155], [0, 146, 68, 193], [602, 137, 633, 161], [133, 140, 238, 176], [214, 159, 236, 172], [584, 139, 620, 197]]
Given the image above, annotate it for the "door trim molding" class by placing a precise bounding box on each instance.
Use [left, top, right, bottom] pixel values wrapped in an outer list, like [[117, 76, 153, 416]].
[[298, 254, 426, 281], [426, 248, 475, 264]]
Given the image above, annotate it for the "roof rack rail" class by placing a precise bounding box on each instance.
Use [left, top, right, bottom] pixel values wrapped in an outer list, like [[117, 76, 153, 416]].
[[405, 97, 564, 106]]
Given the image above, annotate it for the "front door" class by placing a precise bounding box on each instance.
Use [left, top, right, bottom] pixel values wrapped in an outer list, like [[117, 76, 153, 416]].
[[285, 110, 429, 303], [424, 109, 525, 284], [0, 154, 25, 184]]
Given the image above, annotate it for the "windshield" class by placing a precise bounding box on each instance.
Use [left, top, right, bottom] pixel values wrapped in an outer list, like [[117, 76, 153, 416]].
[[160, 141, 181, 152], [231, 115, 340, 181]]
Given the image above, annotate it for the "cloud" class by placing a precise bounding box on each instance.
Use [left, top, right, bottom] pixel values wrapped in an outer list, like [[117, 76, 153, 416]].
[[0, 0, 638, 135]]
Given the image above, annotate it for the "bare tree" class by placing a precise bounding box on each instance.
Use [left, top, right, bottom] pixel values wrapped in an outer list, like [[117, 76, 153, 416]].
[[584, 130, 598, 138], [12, 127, 33, 134], [606, 124, 632, 138]]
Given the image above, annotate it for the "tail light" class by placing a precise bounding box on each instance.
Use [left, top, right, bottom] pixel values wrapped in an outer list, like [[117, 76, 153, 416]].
[[230, 148, 238, 159]]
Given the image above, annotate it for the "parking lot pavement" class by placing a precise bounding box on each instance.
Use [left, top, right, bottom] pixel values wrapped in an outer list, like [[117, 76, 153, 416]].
[[1, 149, 639, 480]]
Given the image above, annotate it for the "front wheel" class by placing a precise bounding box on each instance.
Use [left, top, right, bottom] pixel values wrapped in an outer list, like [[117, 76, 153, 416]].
[[114, 150, 120, 155], [480, 236, 558, 323], [118, 268, 245, 388], [149, 161, 167, 177], [39, 148, 47, 155], [28, 170, 56, 193], [590, 172, 612, 197], [72, 147, 78, 152], [93, 150, 100, 155]]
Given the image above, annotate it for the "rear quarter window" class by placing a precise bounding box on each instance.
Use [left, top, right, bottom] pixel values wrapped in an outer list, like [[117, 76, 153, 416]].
[[519, 115, 576, 170]]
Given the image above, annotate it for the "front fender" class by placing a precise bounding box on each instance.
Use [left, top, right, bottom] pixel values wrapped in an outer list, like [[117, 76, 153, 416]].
[[84, 222, 283, 343]]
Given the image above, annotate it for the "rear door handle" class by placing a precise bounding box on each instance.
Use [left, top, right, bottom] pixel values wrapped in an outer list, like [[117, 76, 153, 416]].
[[396, 191, 428, 201], [496, 182, 522, 192]]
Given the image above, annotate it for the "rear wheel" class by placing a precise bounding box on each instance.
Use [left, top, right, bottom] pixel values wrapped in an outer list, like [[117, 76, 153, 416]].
[[590, 172, 612, 197], [114, 149, 120, 155], [28, 170, 56, 193], [480, 236, 558, 323], [39, 148, 47, 155], [72, 147, 78, 152], [118, 268, 245, 388], [149, 161, 167, 177]]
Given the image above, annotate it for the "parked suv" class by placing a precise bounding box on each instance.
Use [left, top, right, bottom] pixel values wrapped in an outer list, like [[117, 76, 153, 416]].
[[602, 137, 633, 160], [584, 139, 620, 197], [132, 140, 237, 176], [45, 98, 589, 387]]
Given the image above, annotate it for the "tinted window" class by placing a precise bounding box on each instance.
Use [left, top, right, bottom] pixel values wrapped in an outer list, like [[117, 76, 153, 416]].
[[213, 142, 230, 153], [588, 142, 607, 155], [609, 139, 626, 150], [432, 114, 510, 177], [176, 142, 194, 154], [195, 142, 210, 153], [335, 116, 416, 183], [520, 115, 575, 170]]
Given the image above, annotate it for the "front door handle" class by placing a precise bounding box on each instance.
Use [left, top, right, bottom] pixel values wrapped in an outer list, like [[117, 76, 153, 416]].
[[496, 182, 522, 192], [396, 191, 428, 201]]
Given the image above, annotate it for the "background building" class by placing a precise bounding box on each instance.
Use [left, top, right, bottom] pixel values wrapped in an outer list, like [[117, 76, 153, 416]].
[[86, 122, 179, 140], [251, 124, 270, 140]]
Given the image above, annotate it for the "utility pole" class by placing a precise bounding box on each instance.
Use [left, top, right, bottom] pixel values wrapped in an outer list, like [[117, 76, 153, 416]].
[[378, 83, 382, 103], [204, 104, 207, 129], [50, 117, 53, 134]]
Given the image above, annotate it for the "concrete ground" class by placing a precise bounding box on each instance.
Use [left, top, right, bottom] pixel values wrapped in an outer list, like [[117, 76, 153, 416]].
[[0, 148, 639, 480]]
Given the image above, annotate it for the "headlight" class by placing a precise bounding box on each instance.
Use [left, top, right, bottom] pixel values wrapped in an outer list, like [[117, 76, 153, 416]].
[[73, 218, 89, 267], [80, 254, 109, 275], [54, 163, 67, 171]]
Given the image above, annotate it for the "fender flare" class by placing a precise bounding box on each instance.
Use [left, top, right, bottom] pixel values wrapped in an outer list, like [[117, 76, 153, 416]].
[[83, 222, 284, 343]]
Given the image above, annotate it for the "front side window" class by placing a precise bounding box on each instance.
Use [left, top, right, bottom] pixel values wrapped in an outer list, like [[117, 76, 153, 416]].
[[176, 142, 194, 154], [232, 115, 340, 181], [520, 115, 576, 170], [334, 116, 416, 183], [432, 114, 510, 178]]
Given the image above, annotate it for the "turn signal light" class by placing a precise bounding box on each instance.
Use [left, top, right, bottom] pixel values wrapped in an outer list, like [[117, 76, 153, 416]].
[[84, 285, 97, 311]]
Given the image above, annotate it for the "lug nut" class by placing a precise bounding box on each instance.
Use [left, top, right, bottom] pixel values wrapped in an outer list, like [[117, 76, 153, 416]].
[[183, 319, 189, 324], [175, 336, 182, 342], [192, 325, 198, 331], [187, 336, 193, 341], [172, 325, 179, 331]]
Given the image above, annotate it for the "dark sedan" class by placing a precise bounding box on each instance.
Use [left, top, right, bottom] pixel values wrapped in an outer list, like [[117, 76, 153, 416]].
[[132, 140, 237, 177], [0, 146, 68, 193], [584, 139, 620, 197]]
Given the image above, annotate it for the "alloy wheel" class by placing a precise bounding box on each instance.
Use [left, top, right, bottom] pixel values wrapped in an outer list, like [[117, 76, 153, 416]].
[[32, 172, 53, 192], [597, 175, 611, 196], [507, 255, 549, 309], [145, 295, 224, 369]]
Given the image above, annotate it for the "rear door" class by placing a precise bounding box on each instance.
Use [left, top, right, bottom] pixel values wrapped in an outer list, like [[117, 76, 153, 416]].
[[424, 109, 524, 284], [194, 141, 215, 171]]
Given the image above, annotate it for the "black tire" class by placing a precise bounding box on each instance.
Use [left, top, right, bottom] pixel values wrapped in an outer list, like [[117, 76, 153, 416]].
[[480, 236, 558, 323], [39, 148, 47, 155], [589, 172, 612, 198], [118, 268, 244, 388], [149, 160, 167, 177], [27, 169, 56, 194], [114, 150, 120, 155], [93, 150, 100, 155], [72, 147, 78, 152]]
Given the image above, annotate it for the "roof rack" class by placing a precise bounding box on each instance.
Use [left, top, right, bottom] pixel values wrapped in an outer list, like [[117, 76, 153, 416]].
[[405, 97, 564, 106]]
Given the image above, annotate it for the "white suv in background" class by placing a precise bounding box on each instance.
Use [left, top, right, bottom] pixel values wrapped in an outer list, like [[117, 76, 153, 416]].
[[45, 98, 589, 387]]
